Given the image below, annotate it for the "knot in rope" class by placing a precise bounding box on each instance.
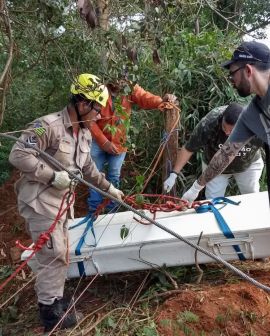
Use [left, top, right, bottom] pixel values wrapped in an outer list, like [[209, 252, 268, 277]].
[[158, 102, 180, 111], [33, 233, 50, 250]]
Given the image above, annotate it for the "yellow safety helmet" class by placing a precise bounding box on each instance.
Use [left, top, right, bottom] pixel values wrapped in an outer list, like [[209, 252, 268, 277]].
[[70, 73, 109, 107]]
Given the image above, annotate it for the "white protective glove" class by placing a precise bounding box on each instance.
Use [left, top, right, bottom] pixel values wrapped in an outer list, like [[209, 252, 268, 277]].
[[163, 172, 178, 193], [52, 171, 71, 190], [182, 180, 204, 205], [162, 93, 178, 104], [108, 184, 124, 201]]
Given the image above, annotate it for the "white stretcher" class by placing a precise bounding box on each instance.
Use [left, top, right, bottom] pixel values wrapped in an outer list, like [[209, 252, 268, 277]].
[[21, 191, 270, 278]]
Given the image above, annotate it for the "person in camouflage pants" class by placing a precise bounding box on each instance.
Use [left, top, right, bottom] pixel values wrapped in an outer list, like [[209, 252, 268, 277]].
[[163, 103, 264, 199]]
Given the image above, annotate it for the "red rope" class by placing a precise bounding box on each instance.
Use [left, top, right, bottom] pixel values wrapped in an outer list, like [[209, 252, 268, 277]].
[[124, 194, 209, 224], [125, 194, 187, 211], [0, 191, 75, 292]]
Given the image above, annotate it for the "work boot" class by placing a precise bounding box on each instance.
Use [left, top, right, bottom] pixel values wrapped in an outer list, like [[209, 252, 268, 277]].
[[57, 296, 74, 311], [39, 299, 81, 332]]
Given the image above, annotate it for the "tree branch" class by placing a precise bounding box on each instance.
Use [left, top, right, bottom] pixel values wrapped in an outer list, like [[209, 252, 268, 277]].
[[0, 0, 14, 126]]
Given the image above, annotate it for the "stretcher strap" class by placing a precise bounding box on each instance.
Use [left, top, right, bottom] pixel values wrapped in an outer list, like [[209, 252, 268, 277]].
[[70, 199, 110, 277], [195, 197, 246, 261], [70, 215, 96, 277]]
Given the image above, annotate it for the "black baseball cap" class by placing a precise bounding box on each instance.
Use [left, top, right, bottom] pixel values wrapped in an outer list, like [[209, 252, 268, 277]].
[[222, 41, 270, 69]]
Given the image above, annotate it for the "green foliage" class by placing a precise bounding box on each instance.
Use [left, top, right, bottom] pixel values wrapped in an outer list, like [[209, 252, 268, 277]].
[[135, 194, 145, 205], [136, 323, 158, 336], [176, 310, 200, 336], [1, 0, 268, 193], [94, 306, 158, 335], [0, 140, 13, 184], [0, 265, 13, 280], [0, 305, 18, 324], [135, 175, 145, 193], [160, 319, 172, 327], [0, 295, 19, 325], [120, 224, 129, 240], [177, 311, 200, 324]]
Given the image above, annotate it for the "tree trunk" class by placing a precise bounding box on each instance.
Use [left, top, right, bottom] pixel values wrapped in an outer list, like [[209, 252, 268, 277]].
[[97, 0, 109, 31], [162, 106, 180, 195]]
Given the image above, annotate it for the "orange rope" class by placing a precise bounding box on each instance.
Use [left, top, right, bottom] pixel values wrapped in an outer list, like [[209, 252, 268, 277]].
[[141, 103, 180, 192]]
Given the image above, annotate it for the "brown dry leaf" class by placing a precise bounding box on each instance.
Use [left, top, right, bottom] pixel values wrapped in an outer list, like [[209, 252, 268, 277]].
[[0, 248, 7, 258], [21, 268, 26, 280]]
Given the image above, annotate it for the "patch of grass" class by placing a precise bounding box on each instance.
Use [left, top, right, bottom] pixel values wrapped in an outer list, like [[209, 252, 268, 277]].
[[136, 322, 159, 336], [11, 221, 24, 235], [0, 304, 19, 325], [0, 265, 13, 280], [93, 303, 159, 336], [181, 324, 194, 336], [177, 310, 200, 323], [245, 329, 257, 336], [176, 310, 200, 336], [160, 318, 182, 336], [103, 316, 117, 329], [240, 310, 258, 325], [0, 140, 13, 185], [215, 306, 234, 329], [160, 319, 172, 327]]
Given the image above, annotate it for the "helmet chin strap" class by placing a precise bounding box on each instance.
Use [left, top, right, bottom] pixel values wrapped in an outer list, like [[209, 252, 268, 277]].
[[75, 103, 85, 129]]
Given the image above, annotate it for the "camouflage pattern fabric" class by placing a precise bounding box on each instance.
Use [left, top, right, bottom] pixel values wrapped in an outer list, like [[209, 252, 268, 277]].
[[185, 106, 262, 174]]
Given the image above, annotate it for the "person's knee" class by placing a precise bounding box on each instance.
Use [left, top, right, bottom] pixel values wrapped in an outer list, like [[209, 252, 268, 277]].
[[205, 185, 226, 199], [237, 175, 260, 194]]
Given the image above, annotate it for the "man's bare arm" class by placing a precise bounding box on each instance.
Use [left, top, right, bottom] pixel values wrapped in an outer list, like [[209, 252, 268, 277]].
[[198, 141, 247, 186]]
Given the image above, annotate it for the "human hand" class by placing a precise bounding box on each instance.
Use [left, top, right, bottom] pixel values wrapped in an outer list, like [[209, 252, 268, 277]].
[[162, 93, 178, 104], [163, 172, 178, 193], [108, 184, 124, 201], [52, 171, 71, 190], [102, 141, 119, 155], [182, 180, 204, 205]]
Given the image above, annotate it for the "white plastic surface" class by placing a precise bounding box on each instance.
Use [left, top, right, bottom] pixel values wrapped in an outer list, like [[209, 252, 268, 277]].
[[21, 192, 270, 278]]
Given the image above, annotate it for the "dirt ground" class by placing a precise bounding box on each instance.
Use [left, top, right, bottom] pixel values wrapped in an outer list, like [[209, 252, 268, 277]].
[[1, 171, 270, 336]]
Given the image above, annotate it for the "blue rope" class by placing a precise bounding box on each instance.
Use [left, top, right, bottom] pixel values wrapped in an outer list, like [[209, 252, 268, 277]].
[[195, 197, 246, 261], [69, 214, 97, 277]]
